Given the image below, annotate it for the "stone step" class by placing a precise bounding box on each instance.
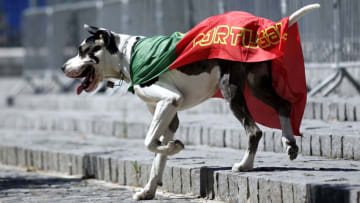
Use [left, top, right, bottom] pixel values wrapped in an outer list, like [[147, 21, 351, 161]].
[[4, 94, 360, 122], [1, 109, 359, 161], [0, 129, 359, 203]]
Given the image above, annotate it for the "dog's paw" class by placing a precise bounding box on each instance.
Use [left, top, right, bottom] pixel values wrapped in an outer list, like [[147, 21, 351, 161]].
[[166, 139, 184, 156], [286, 144, 299, 160], [232, 162, 253, 172], [133, 189, 155, 200]]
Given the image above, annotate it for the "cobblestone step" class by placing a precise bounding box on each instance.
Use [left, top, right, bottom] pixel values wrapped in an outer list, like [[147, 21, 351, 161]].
[[4, 94, 360, 122], [0, 129, 359, 203], [1, 109, 359, 161]]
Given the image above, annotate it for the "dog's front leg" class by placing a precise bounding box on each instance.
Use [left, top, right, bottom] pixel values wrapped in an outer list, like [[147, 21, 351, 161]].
[[134, 83, 185, 156], [133, 115, 179, 200]]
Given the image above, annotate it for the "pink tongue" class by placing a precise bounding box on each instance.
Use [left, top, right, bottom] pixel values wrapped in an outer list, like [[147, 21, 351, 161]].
[[77, 85, 84, 95]]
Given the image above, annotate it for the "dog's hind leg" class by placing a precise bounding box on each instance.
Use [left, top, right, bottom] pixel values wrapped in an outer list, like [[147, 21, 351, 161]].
[[133, 114, 179, 200], [218, 61, 263, 172], [246, 62, 298, 160]]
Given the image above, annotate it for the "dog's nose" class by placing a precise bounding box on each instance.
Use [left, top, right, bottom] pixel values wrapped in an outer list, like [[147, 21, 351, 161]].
[[61, 64, 66, 73]]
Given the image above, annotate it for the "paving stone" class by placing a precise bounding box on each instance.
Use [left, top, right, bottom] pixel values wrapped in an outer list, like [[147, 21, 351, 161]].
[[186, 125, 202, 145], [92, 119, 114, 136], [311, 134, 321, 156], [214, 171, 230, 202], [209, 128, 225, 148], [346, 102, 356, 121], [248, 176, 259, 203], [332, 135, 343, 159], [181, 167, 192, 194], [236, 175, 248, 203], [301, 133, 311, 156], [323, 101, 338, 121], [264, 131, 274, 152], [113, 121, 127, 138], [173, 167, 182, 193], [314, 102, 323, 120], [273, 131, 283, 153], [224, 129, 240, 149], [343, 136, 357, 160], [319, 134, 332, 158], [281, 182, 294, 203]]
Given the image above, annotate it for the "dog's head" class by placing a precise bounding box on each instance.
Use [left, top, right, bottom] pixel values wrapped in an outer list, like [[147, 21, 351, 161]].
[[62, 25, 120, 95]]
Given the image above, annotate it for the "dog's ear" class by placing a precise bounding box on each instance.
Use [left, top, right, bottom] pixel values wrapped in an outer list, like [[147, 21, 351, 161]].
[[84, 24, 99, 35]]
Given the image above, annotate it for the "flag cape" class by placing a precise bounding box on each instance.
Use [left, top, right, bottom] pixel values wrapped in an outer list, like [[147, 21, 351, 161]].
[[130, 11, 307, 136]]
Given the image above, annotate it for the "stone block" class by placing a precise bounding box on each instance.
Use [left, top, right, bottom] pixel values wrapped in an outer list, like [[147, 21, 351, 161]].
[[32, 150, 43, 170], [225, 129, 240, 149], [127, 123, 146, 139], [209, 128, 225, 147], [293, 183, 309, 203], [162, 165, 173, 192], [75, 119, 93, 134], [190, 168, 201, 197], [92, 119, 114, 136], [319, 134, 332, 158], [346, 102, 356, 121], [236, 175, 248, 203], [264, 131, 274, 152], [103, 157, 112, 182], [332, 135, 343, 159], [187, 125, 202, 145], [259, 178, 272, 203], [17, 147, 26, 167], [201, 127, 211, 146], [48, 151, 59, 172], [248, 176, 259, 203], [125, 160, 141, 187], [96, 156, 105, 180], [273, 131, 283, 153], [117, 160, 126, 185], [215, 172, 230, 202], [239, 129, 248, 150], [110, 158, 118, 182], [343, 136, 357, 160], [303, 102, 314, 119], [58, 153, 70, 173], [181, 167, 192, 194], [282, 182, 294, 203], [338, 102, 346, 121], [301, 133, 311, 156], [323, 102, 338, 121], [314, 102, 323, 120], [311, 134, 321, 156], [113, 121, 127, 138], [173, 167, 182, 193], [139, 163, 151, 187]]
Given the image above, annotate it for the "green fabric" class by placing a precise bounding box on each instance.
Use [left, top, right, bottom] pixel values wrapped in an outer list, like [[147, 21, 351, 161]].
[[128, 32, 184, 93]]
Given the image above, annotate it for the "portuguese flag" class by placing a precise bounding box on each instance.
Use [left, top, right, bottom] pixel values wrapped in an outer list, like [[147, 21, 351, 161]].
[[130, 11, 307, 136]]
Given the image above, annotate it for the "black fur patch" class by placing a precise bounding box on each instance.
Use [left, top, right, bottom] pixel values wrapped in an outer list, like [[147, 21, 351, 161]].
[[139, 77, 159, 88], [105, 33, 118, 55]]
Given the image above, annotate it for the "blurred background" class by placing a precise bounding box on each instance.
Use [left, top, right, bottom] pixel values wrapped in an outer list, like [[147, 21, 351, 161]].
[[0, 0, 359, 97]]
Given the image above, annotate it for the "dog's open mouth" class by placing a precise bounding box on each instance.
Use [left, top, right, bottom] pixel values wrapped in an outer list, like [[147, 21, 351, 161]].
[[75, 65, 96, 95]]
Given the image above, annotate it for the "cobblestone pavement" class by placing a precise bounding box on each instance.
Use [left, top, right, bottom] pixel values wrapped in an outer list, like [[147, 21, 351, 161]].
[[0, 165, 222, 203]]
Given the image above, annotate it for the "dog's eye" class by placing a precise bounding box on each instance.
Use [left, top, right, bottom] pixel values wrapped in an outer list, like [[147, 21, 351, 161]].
[[92, 46, 102, 53]]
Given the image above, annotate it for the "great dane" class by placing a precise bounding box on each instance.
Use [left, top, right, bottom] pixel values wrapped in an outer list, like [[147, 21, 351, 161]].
[[62, 4, 320, 200]]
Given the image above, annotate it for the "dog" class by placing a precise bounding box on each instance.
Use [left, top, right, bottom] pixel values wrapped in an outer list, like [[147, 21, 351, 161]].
[[62, 4, 320, 200]]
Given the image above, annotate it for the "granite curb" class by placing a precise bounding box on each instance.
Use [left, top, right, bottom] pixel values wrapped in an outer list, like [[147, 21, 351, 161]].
[[0, 129, 359, 203], [1, 109, 359, 161]]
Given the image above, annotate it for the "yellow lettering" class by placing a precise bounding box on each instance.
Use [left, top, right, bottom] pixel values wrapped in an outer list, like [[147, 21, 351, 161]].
[[213, 25, 230, 45]]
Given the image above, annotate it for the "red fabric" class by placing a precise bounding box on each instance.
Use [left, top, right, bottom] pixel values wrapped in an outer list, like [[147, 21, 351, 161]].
[[169, 11, 307, 136]]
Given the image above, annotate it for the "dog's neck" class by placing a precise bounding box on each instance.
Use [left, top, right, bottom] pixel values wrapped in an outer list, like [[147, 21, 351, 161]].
[[103, 33, 142, 83]]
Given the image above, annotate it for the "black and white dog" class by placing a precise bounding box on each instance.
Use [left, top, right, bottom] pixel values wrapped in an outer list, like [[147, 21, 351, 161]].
[[62, 4, 319, 200]]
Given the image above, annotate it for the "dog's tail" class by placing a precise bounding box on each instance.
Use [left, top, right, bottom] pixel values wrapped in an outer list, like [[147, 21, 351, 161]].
[[289, 3, 320, 27]]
